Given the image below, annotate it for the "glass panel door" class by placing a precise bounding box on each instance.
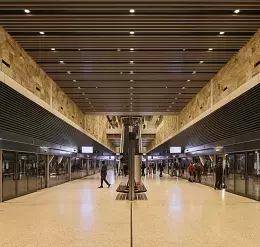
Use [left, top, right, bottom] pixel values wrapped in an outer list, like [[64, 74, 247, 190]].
[[234, 153, 246, 195], [247, 152, 260, 200], [27, 154, 37, 192], [226, 154, 235, 192], [2, 151, 16, 200], [17, 153, 29, 196], [38, 155, 47, 190]]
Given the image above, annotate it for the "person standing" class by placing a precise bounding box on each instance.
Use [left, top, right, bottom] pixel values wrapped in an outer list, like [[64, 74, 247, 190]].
[[188, 162, 195, 182], [214, 161, 223, 190], [158, 162, 164, 177], [98, 161, 111, 188], [141, 162, 146, 176]]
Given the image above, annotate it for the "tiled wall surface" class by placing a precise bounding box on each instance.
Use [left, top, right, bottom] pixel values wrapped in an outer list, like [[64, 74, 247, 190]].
[[0, 27, 115, 151], [148, 30, 260, 151]]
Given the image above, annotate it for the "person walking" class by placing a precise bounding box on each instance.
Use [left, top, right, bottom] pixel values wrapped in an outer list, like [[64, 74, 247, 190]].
[[98, 161, 111, 188], [158, 162, 164, 177], [141, 162, 146, 176]]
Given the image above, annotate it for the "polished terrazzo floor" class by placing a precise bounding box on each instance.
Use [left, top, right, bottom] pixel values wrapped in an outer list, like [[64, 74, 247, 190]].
[[0, 171, 260, 247]]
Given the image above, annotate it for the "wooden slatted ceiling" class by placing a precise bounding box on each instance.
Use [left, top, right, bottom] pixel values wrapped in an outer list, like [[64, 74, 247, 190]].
[[1, 0, 259, 114]]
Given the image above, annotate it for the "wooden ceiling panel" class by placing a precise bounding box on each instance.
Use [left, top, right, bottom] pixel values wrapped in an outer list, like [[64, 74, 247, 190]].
[[1, 0, 258, 114]]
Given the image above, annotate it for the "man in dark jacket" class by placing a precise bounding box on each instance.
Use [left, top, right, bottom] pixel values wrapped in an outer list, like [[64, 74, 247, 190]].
[[141, 162, 146, 176], [158, 162, 164, 177], [214, 161, 223, 190], [99, 161, 111, 188]]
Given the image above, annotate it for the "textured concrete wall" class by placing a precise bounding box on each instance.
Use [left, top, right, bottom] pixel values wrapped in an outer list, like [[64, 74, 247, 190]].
[[149, 30, 260, 151], [0, 27, 115, 151]]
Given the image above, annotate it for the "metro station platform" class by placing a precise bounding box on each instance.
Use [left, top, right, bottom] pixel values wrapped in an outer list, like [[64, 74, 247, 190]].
[[0, 171, 260, 247]]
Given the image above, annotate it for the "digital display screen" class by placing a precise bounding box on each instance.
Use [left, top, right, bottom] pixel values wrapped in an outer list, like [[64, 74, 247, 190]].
[[82, 146, 93, 153], [170, 147, 181, 153]]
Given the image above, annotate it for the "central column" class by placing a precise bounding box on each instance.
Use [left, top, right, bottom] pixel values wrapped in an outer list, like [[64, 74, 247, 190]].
[[128, 125, 135, 201]]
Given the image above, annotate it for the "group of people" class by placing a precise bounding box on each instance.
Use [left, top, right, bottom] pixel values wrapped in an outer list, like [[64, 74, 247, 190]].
[[188, 161, 224, 189]]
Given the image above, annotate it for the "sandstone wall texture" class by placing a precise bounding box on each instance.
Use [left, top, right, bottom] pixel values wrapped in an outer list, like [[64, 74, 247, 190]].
[[0, 27, 115, 151], [148, 30, 260, 151]]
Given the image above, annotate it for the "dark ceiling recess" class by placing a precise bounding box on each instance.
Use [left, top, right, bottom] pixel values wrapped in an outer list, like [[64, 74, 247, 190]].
[[0, 81, 111, 153], [151, 81, 260, 154], [1, 0, 259, 113]]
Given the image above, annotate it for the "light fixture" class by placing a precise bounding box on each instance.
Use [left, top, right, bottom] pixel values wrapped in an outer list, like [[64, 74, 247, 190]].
[[91, 106, 94, 108], [67, 71, 71, 74], [130, 109, 133, 112], [182, 87, 186, 89], [200, 61, 204, 64], [183, 49, 186, 51], [130, 102, 133, 104], [157, 106, 159, 108], [51, 48, 56, 51], [96, 87, 98, 89], [120, 72, 123, 74], [73, 79, 76, 82], [130, 61, 134, 64], [89, 102, 91, 104], [165, 86, 168, 89], [130, 87, 133, 89], [130, 71, 134, 74], [172, 102, 175, 104], [39, 31, 45, 35], [187, 79, 190, 82], [219, 31, 225, 35], [130, 31, 135, 35], [124, 106, 126, 108], [85, 98, 88, 100], [78, 87, 81, 89], [130, 79, 134, 82], [78, 48, 81, 51], [24, 9, 30, 14], [234, 9, 240, 14], [208, 48, 213, 51], [94, 110, 96, 112], [130, 9, 135, 13], [166, 109, 170, 111], [130, 93, 133, 95], [130, 48, 134, 51], [82, 93, 85, 95], [178, 93, 182, 95], [175, 98, 178, 100], [130, 98, 133, 100], [130, 105, 132, 108], [169, 106, 172, 108], [60, 61, 64, 64], [192, 71, 196, 74], [117, 48, 121, 52]]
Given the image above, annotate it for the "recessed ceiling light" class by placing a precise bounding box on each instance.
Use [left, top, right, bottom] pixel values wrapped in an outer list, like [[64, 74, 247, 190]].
[[192, 71, 196, 74], [166, 109, 170, 111], [73, 79, 76, 82], [130, 98, 133, 100], [200, 61, 204, 64], [85, 98, 88, 100], [175, 98, 178, 100], [67, 71, 71, 74], [219, 31, 225, 35], [60, 61, 64, 64], [89, 102, 91, 104], [178, 93, 182, 95], [182, 87, 186, 89], [130, 87, 134, 89], [130, 31, 135, 35], [117, 48, 121, 52], [130, 93, 133, 95], [130, 109, 133, 112], [130, 71, 134, 74], [120, 72, 123, 74], [39, 31, 45, 35], [130, 61, 134, 64], [187, 79, 191, 82], [157, 106, 159, 108], [130, 79, 134, 82], [51, 48, 56, 51], [78, 48, 81, 51], [172, 102, 175, 104], [130, 105, 132, 108], [91, 106, 94, 108], [24, 9, 30, 14], [130, 102, 133, 104], [234, 9, 240, 14], [82, 93, 85, 95], [78, 87, 81, 89], [169, 106, 172, 108], [96, 87, 98, 89], [94, 110, 96, 112], [165, 87, 168, 89], [130, 9, 135, 13], [208, 48, 213, 51], [130, 48, 134, 51], [183, 49, 186, 51]]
